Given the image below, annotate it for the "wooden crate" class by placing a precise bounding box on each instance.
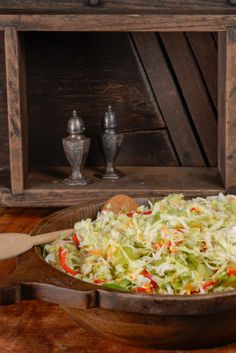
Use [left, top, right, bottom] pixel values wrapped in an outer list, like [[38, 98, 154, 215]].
[[0, 1, 236, 206]]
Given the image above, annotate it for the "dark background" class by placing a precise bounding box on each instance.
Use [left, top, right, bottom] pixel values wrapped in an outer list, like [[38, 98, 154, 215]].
[[0, 31, 218, 170]]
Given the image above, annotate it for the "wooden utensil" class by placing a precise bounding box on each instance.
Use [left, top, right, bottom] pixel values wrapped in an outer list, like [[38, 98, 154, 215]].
[[102, 194, 138, 213], [0, 229, 74, 260], [0, 194, 138, 260]]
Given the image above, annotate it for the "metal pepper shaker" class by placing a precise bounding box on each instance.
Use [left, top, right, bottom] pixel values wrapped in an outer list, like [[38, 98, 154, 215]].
[[95, 105, 124, 179], [62, 110, 92, 185]]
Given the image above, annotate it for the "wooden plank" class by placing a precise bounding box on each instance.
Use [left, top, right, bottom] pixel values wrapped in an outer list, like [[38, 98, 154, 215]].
[[212, 32, 218, 47], [4, 26, 27, 194], [128, 33, 166, 131], [129, 33, 179, 164], [0, 167, 224, 206], [186, 32, 217, 110], [0, 31, 8, 170], [0, 294, 236, 353], [218, 28, 236, 192], [0, 0, 235, 15], [218, 32, 226, 188], [25, 32, 166, 168], [19, 33, 28, 182], [160, 32, 217, 166], [132, 33, 205, 167], [89, 130, 178, 167], [0, 15, 233, 32]]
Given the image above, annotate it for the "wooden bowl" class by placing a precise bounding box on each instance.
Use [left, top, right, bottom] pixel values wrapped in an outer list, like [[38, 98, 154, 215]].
[[2, 200, 236, 349]]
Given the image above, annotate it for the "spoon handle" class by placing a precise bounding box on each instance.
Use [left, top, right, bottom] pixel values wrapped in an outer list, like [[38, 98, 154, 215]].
[[31, 228, 74, 246]]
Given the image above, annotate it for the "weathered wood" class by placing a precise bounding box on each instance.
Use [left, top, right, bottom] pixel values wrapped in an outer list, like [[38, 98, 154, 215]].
[[0, 167, 224, 207], [89, 130, 178, 167], [1, 286, 236, 353], [0, 32, 8, 170], [0, 0, 235, 15], [0, 15, 234, 32], [132, 33, 205, 167], [129, 33, 179, 164], [1, 31, 218, 171], [186, 32, 218, 110], [0, 30, 222, 208], [19, 33, 28, 182], [212, 32, 218, 46], [218, 28, 236, 192], [218, 31, 226, 189], [4, 27, 28, 194], [25, 32, 169, 168], [128, 32, 166, 136], [0, 8, 230, 205], [160, 32, 217, 166]]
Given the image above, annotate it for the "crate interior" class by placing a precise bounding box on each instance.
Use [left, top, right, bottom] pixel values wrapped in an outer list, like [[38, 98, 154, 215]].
[[0, 31, 224, 204], [25, 32, 218, 167]]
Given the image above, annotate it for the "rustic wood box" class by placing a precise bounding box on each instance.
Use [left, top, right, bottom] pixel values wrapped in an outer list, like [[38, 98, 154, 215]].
[[0, 0, 236, 207]]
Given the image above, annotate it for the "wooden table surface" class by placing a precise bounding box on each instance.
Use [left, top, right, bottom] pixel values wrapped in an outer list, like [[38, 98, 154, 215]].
[[1, 208, 236, 353]]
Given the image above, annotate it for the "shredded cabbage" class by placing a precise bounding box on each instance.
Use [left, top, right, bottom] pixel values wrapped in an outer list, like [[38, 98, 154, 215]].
[[42, 193, 236, 295]]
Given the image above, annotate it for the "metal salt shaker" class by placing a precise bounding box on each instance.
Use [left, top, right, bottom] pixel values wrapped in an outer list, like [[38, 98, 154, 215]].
[[95, 105, 124, 179], [62, 110, 92, 185]]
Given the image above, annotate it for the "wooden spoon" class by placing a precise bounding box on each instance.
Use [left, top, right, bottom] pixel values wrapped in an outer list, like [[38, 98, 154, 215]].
[[0, 229, 74, 261], [102, 194, 138, 214], [0, 194, 138, 260]]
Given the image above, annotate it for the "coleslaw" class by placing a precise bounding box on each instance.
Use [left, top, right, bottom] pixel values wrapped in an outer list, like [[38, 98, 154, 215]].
[[42, 193, 236, 295]]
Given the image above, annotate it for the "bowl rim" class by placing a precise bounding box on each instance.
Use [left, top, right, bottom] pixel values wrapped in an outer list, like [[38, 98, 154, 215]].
[[2, 198, 236, 315]]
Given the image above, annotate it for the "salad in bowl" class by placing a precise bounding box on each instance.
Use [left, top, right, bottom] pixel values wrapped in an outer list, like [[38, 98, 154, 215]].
[[42, 193, 236, 295]]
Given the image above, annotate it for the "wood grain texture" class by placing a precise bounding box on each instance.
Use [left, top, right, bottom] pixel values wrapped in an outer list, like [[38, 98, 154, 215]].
[[218, 31, 227, 188], [128, 32, 166, 134], [0, 0, 235, 15], [218, 28, 236, 193], [0, 29, 220, 208], [1, 301, 236, 353], [0, 14, 234, 32], [1, 208, 236, 352], [25, 31, 216, 169], [4, 27, 27, 194], [0, 167, 224, 207], [25, 32, 175, 168], [186, 32, 218, 110], [19, 33, 28, 183], [132, 32, 205, 167], [89, 130, 178, 167], [0, 32, 8, 170], [160, 32, 217, 166], [0, 18, 222, 207]]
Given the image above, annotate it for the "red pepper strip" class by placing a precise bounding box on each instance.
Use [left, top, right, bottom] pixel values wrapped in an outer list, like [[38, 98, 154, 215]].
[[127, 210, 152, 217], [202, 280, 216, 290], [227, 268, 236, 276], [142, 210, 152, 215], [190, 207, 201, 214], [166, 240, 178, 253], [94, 279, 105, 284], [59, 247, 80, 276], [72, 233, 80, 247], [134, 287, 152, 293], [167, 240, 172, 248], [141, 269, 158, 289]]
